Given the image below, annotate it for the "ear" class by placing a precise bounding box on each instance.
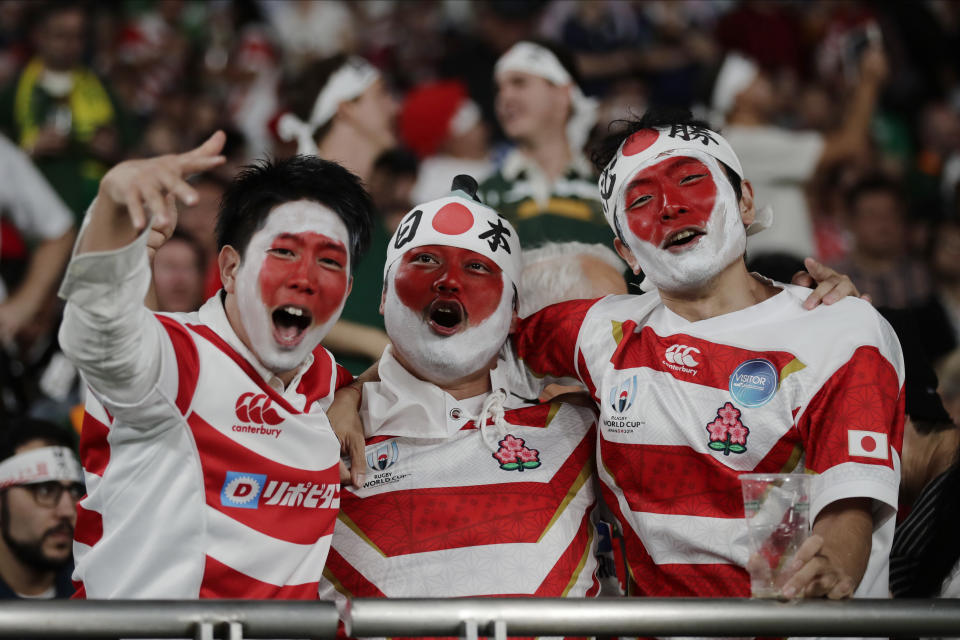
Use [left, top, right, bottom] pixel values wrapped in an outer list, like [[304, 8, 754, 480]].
[[738, 179, 756, 228], [508, 309, 519, 334], [378, 282, 387, 315], [614, 238, 642, 275], [346, 276, 353, 298], [218, 246, 241, 294]]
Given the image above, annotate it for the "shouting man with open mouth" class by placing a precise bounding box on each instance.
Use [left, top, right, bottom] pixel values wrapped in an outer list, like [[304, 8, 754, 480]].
[[58, 134, 373, 599], [318, 179, 601, 603]]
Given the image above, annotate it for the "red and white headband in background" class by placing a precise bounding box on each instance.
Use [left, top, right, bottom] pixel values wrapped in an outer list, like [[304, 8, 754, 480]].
[[278, 57, 380, 155], [0, 446, 83, 489]]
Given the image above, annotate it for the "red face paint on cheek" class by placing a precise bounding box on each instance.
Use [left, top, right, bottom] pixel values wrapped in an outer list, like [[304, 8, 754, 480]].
[[623, 157, 717, 248], [258, 232, 350, 325], [394, 245, 504, 325]]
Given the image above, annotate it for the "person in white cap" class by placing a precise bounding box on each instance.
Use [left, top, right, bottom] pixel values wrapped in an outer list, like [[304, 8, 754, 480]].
[[319, 177, 601, 602], [278, 54, 397, 183], [0, 418, 82, 600], [510, 109, 904, 601], [478, 40, 609, 249], [714, 43, 887, 261]]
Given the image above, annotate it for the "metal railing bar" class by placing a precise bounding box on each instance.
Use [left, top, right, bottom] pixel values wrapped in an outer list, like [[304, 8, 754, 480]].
[[0, 601, 338, 639], [345, 598, 960, 637]]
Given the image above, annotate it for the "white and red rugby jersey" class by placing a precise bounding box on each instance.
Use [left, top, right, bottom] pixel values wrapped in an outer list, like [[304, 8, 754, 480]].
[[514, 284, 905, 598], [72, 297, 349, 599], [318, 351, 600, 603]]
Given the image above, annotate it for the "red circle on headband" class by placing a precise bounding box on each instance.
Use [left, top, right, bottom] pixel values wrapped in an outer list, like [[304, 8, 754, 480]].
[[622, 129, 660, 156], [432, 202, 475, 235]]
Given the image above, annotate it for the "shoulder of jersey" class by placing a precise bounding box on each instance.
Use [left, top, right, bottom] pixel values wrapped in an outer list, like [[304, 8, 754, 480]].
[[589, 290, 660, 318]]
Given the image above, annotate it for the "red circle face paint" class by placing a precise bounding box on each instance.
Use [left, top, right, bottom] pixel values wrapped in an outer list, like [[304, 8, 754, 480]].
[[258, 232, 350, 329], [431, 202, 475, 235], [394, 245, 504, 334], [622, 128, 660, 156], [622, 156, 717, 249]]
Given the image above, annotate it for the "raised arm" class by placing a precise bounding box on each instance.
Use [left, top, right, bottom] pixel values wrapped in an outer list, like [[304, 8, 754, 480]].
[[58, 134, 225, 415]]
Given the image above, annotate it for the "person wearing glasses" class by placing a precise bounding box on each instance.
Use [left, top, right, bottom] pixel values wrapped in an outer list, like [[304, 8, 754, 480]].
[[0, 418, 83, 599]]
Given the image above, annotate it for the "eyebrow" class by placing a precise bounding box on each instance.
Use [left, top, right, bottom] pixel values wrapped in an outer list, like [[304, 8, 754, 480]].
[[273, 233, 347, 250]]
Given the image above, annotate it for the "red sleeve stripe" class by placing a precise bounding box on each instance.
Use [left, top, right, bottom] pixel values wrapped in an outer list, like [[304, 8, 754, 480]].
[[797, 345, 903, 473], [156, 315, 200, 415], [79, 410, 110, 477], [199, 556, 320, 599], [74, 504, 103, 548]]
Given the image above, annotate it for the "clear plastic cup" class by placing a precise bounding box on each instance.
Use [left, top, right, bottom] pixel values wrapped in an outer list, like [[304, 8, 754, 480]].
[[740, 473, 812, 598]]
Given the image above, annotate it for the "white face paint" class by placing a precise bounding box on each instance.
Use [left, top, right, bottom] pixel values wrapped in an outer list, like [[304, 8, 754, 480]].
[[617, 151, 746, 292], [234, 200, 351, 374], [383, 268, 514, 385]]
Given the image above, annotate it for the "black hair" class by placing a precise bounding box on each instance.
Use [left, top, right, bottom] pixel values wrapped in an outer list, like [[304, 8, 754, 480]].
[[844, 173, 904, 214], [373, 148, 419, 178], [0, 418, 76, 462], [215, 155, 373, 272], [590, 106, 743, 203]]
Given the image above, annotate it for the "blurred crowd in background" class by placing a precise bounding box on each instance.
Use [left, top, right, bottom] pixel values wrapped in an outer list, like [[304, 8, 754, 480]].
[[0, 0, 959, 434]]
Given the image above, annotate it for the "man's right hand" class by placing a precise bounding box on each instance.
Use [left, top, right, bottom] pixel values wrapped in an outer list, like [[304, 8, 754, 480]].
[[79, 132, 225, 256]]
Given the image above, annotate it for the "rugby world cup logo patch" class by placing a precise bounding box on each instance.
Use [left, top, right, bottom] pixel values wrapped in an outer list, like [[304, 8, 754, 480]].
[[609, 375, 639, 414], [367, 441, 400, 472]]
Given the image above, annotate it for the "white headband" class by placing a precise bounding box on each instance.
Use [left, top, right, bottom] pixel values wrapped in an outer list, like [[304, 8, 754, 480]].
[[277, 57, 380, 155], [0, 446, 83, 489], [495, 41, 598, 153], [710, 53, 760, 125], [385, 192, 523, 286], [599, 124, 771, 242]]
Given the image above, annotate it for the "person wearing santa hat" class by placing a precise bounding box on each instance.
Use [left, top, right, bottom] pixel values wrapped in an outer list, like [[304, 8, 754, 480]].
[[319, 177, 601, 603], [399, 80, 493, 204]]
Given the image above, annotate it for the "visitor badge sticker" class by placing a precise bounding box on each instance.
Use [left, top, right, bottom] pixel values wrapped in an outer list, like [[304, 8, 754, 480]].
[[729, 358, 778, 408]]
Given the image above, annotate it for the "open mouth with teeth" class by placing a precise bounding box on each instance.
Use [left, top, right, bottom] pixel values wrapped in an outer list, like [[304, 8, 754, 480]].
[[271, 305, 313, 347], [662, 228, 705, 251], [426, 299, 465, 336]]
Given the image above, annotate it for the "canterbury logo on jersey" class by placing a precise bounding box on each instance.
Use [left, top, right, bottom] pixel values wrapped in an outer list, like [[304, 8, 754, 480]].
[[233, 393, 284, 438], [663, 344, 700, 375], [235, 393, 283, 425], [220, 470, 339, 510]]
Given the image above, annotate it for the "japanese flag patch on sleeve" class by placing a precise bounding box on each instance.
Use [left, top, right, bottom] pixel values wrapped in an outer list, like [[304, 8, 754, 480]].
[[847, 430, 889, 460]]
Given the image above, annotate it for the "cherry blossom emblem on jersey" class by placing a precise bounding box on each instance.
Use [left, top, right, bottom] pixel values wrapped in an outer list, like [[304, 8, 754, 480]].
[[706, 402, 750, 456], [492, 434, 541, 472]]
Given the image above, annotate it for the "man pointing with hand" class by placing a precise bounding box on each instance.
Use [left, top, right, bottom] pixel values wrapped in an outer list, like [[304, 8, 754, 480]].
[[58, 133, 374, 598]]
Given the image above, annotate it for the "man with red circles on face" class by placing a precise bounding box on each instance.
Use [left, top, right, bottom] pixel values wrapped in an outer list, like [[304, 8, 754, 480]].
[[57, 133, 374, 599], [511, 111, 905, 603], [318, 178, 601, 605]]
